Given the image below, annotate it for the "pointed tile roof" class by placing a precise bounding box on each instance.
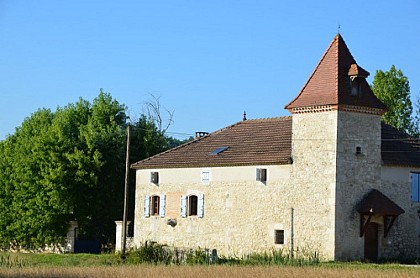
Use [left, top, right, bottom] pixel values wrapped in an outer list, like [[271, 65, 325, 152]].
[[285, 34, 387, 112]]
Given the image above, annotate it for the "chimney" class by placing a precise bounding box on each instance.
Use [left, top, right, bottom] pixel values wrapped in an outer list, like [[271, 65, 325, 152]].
[[195, 131, 209, 139]]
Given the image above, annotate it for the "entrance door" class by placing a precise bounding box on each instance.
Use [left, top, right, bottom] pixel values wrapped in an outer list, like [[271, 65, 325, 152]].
[[364, 222, 378, 262]]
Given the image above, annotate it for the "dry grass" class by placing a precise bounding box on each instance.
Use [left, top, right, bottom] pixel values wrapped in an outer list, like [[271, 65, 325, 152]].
[[0, 265, 419, 278]]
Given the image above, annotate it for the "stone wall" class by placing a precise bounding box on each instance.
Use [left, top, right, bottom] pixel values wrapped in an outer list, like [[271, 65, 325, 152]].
[[288, 111, 338, 260], [133, 165, 294, 257], [334, 111, 383, 260], [380, 166, 420, 259]]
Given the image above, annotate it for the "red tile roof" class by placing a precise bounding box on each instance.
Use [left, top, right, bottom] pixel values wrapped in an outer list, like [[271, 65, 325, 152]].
[[132, 35, 419, 170], [285, 34, 387, 112], [131, 118, 420, 169], [131, 117, 292, 169]]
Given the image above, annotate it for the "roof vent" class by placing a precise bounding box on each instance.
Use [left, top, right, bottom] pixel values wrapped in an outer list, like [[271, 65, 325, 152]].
[[195, 132, 209, 139]]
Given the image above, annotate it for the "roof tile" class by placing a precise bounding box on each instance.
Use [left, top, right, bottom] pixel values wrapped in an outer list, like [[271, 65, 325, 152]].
[[132, 117, 293, 169], [285, 34, 387, 111]]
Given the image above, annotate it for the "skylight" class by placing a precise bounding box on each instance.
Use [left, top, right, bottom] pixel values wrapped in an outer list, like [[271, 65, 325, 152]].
[[209, 146, 229, 155]]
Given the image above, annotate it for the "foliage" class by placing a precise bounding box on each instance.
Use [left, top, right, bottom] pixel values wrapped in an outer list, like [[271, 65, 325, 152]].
[[125, 241, 172, 265], [0, 90, 178, 248], [413, 96, 420, 137], [372, 65, 416, 135], [185, 248, 208, 265]]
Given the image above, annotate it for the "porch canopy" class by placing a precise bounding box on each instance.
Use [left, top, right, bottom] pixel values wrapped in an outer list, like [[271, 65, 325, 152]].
[[357, 189, 405, 238]]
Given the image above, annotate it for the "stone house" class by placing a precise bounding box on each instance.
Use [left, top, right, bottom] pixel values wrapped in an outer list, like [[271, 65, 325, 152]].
[[123, 34, 420, 261]]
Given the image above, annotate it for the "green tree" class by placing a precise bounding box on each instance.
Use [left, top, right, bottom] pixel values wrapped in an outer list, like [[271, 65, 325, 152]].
[[372, 65, 415, 135], [413, 96, 420, 137], [0, 89, 182, 249]]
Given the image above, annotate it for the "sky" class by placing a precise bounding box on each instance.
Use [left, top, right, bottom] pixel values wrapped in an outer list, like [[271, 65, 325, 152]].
[[1, 1, 419, 140]]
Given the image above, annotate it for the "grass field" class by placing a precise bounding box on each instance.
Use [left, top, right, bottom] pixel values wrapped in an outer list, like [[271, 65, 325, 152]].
[[0, 252, 419, 277], [0, 264, 420, 278]]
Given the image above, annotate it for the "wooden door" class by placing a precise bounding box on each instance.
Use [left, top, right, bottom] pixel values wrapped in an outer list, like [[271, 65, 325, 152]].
[[364, 222, 378, 262]]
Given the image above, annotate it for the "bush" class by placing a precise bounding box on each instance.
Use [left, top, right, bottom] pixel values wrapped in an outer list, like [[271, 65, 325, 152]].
[[126, 241, 172, 265]]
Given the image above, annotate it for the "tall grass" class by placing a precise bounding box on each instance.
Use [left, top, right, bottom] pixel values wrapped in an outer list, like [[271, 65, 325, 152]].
[[0, 265, 419, 278], [122, 241, 320, 266], [0, 253, 27, 268]]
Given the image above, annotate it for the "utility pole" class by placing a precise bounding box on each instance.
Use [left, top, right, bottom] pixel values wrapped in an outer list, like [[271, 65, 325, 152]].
[[121, 124, 131, 258]]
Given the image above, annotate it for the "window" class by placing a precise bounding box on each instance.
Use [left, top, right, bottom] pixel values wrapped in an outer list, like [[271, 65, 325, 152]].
[[274, 230, 284, 244], [201, 170, 211, 184], [181, 194, 204, 218], [188, 195, 198, 216], [411, 172, 420, 202], [151, 172, 159, 184], [144, 195, 166, 217], [350, 77, 362, 96], [210, 146, 229, 155], [256, 168, 267, 183], [151, 195, 160, 216]]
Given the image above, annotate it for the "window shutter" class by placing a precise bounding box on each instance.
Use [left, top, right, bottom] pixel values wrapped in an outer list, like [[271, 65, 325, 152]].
[[198, 194, 204, 218], [144, 195, 150, 217], [159, 194, 166, 218], [256, 169, 261, 181], [181, 195, 187, 218]]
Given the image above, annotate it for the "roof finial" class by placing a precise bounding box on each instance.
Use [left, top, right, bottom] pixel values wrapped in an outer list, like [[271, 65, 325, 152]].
[[243, 111, 247, 121], [338, 24, 341, 34]]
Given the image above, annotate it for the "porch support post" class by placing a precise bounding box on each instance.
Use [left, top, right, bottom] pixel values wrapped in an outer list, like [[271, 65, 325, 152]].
[[360, 214, 372, 237]]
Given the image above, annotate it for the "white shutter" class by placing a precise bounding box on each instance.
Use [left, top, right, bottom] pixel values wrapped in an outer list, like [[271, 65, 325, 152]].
[[198, 194, 204, 218], [159, 194, 166, 218], [256, 169, 261, 181], [144, 195, 150, 217], [181, 195, 187, 218]]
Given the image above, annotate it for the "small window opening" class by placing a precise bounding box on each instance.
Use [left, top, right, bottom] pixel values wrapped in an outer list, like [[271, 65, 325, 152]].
[[256, 168, 267, 182], [350, 77, 363, 96], [275, 230, 284, 244], [151, 172, 159, 184], [356, 146, 362, 155]]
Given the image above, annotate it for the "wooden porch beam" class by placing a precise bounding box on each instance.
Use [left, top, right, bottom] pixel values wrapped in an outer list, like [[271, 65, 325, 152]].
[[360, 214, 372, 237], [384, 215, 397, 238]]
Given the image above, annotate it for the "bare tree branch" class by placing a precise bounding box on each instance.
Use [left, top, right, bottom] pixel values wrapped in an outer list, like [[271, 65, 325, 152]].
[[143, 94, 174, 133]]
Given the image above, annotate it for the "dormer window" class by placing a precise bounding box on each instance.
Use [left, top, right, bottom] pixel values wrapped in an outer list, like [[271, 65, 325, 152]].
[[348, 63, 369, 97], [350, 77, 362, 96]]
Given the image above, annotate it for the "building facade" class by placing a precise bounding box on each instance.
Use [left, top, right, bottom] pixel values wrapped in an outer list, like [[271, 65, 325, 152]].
[[124, 35, 420, 261]]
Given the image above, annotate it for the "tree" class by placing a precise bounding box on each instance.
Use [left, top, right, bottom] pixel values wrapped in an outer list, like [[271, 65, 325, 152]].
[[143, 94, 174, 133], [413, 96, 420, 137], [372, 65, 415, 135], [0, 89, 185, 249]]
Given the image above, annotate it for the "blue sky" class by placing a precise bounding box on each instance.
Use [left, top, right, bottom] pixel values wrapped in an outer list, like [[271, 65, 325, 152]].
[[1, 1, 419, 140]]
